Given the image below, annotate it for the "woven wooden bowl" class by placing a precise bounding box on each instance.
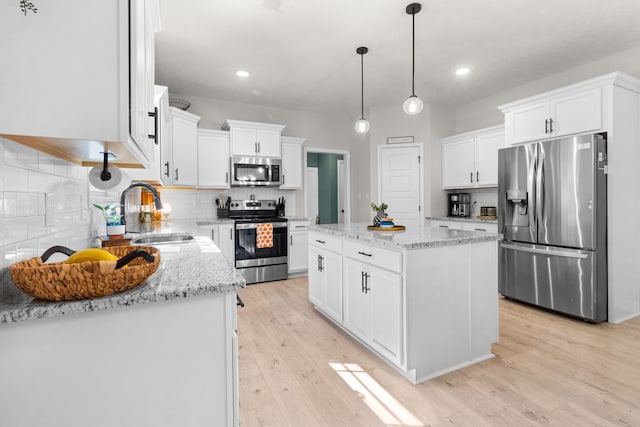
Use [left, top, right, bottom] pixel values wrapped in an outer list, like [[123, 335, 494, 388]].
[[9, 246, 161, 302]]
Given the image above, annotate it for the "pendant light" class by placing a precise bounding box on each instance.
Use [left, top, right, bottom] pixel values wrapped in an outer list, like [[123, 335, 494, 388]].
[[403, 3, 423, 115], [355, 46, 370, 133]]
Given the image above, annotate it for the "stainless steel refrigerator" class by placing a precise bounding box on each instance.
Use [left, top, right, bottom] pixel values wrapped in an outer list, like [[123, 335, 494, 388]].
[[498, 133, 608, 322]]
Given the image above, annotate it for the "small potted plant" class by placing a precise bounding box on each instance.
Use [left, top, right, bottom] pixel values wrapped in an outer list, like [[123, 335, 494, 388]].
[[94, 204, 125, 238], [370, 202, 388, 226]]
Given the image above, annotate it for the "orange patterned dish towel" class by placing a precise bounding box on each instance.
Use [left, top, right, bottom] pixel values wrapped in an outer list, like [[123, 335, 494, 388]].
[[256, 223, 274, 249]]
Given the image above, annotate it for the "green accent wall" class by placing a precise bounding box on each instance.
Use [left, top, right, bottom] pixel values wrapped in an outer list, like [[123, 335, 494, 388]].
[[307, 152, 344, 224]]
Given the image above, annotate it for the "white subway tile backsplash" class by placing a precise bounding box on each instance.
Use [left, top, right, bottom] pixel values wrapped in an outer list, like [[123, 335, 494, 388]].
[[4, 139, 38, 171], [3, 166, 29, 192], [3, 218, 28, 245], [3, 193, 17, 217], [16, 192, 39, 217], [1, 137, 92, 290]]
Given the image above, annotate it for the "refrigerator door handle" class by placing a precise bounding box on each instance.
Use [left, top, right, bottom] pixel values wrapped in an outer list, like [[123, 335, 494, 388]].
[[535, 145, 545, 240], [501, 243, 589, 259]]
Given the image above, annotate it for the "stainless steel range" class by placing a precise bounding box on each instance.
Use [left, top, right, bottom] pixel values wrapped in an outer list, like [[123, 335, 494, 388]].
[[228, 199, 288, 284]]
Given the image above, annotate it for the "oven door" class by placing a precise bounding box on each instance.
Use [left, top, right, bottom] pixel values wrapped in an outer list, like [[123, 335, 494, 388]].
[[235, 221, 288, 268]]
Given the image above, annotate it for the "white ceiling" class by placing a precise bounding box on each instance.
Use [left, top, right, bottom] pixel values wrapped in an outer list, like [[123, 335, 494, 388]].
[[155, 0, 640, 115]]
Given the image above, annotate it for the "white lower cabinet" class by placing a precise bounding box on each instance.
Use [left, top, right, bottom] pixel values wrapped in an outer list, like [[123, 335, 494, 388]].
[[200, 223, 235, 263], [288, 220, 312, 275], [429, 219, 498, 233], [308, 232, 343, 322], [343, 257, 402, 365]]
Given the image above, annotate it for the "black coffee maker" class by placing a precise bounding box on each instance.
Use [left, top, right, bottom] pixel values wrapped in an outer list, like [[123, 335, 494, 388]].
[[448, 193, 470, 217]]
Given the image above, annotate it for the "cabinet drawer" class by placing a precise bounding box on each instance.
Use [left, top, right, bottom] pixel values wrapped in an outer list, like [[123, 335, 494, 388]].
[[429, 220, 464, 230], [463, 222, 498, 233], [343, 240, 402, 273], [308, 231, 342, 253], [289, 220, 313, 231]]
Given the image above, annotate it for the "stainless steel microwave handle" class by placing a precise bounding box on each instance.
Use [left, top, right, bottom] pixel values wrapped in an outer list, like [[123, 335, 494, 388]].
[[235, 222, 288, 230], [501, 243, 588, 259]]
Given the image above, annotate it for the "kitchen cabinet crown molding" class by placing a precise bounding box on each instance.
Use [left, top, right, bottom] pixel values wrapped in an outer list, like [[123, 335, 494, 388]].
[[170, 106, 201, 122], [221, 119, 286, 133], [440, 124, 505, 143], [497, 71, 640, 113], [281, 136, 306, 144]]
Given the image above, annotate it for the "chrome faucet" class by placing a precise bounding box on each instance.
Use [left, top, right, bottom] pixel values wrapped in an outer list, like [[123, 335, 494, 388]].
[[119, 182, 163, 231]]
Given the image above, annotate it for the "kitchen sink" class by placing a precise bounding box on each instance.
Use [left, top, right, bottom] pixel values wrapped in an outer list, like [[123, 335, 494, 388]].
[[132, 233, 194, 245]]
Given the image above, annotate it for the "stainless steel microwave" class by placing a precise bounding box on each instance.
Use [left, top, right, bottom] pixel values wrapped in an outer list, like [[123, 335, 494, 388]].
[[230, 156, 282, 187]]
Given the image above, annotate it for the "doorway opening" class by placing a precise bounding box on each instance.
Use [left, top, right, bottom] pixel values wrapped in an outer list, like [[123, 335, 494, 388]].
[[304, 148, 351, 224]]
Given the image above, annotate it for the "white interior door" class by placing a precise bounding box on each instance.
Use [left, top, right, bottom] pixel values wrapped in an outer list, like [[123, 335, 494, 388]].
[[378, 144, 423, 229], [306, 167, 319, 222], [337, 160, 345, 223]]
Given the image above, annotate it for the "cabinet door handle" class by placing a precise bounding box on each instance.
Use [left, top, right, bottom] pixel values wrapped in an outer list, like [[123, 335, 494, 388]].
[[290, 235, 293, 246], [476, 171, 479, 182], [282, 174, 285, 186], [230, 228, 233, 240], [211, 229, 215, 241], [545, 119, 549, 134], [470, 172, 473, 183], [357, 251, 372, 257], [148, 107, 158, 143], [164, 162, 170, 177], [474, 228, 487, 232], [175, 168, 179, 181], [258, 142, 261, 153], [318, 254, 324, 272], [439, 225, 449, 228], [364, 272, 371, 294], [361, 271, 366, 293], [315, 239, 326, 244], [225, 171, 229, 183], [549, 118, 554, 133]]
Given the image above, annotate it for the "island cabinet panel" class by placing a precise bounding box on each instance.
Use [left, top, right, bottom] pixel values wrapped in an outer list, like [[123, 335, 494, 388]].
[[404, 241, 498, 382], [343, 258, 403, 365], [308, 232, 343, 323]]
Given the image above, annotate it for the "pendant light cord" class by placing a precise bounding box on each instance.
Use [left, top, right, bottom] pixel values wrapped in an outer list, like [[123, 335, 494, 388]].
[[411, 12, 415, 97], [360, 52, 365, 118]]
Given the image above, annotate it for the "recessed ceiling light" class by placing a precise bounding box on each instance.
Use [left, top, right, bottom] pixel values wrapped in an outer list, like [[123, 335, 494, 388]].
[[236, 70, 250, 78], [455, 67, 471, 76]]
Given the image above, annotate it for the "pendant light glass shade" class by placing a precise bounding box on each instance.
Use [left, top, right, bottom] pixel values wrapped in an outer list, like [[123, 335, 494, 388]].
[[355, 46, 370, 134], [403, 95, 423, 115], [355, 117, 370, 133], [404, 3, 423, 115]]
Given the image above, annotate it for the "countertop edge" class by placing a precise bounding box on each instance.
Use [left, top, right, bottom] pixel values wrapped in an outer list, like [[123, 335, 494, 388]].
[[309, 224, 502, 250]]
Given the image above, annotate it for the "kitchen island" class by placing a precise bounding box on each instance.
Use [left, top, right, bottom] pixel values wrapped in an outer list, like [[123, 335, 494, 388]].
[[308, 223, 501, 384], [0, 222, 244, 427]]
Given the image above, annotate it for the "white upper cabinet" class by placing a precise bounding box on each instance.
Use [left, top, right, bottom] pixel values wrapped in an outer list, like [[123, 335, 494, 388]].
[[0, 0, 159, 168], [127, 85, 170, 184], [280, 136, 305, 189], [198, 129, 231, 188], [500, 80, 607, 145], [169, 107, 201, 186], [222, 120, 285, 158], [441, 125, 505, 189]]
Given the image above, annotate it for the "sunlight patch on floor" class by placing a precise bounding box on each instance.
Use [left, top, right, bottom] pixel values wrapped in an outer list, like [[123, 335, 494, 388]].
[[330, 362, 424, 426]]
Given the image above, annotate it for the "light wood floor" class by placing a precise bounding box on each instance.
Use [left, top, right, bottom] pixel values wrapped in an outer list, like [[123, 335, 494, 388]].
[[237, 277, 640, 426]]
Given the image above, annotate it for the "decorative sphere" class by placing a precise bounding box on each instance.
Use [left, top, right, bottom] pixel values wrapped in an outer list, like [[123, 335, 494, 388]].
[[403, 95, 424, 115]]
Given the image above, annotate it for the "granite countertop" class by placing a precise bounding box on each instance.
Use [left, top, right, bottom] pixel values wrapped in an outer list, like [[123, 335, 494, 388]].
[[286, 216, 315, 222], [427, 216, 498, 224], [0, 220, 245, 324], [310, 222, 501, 250]]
